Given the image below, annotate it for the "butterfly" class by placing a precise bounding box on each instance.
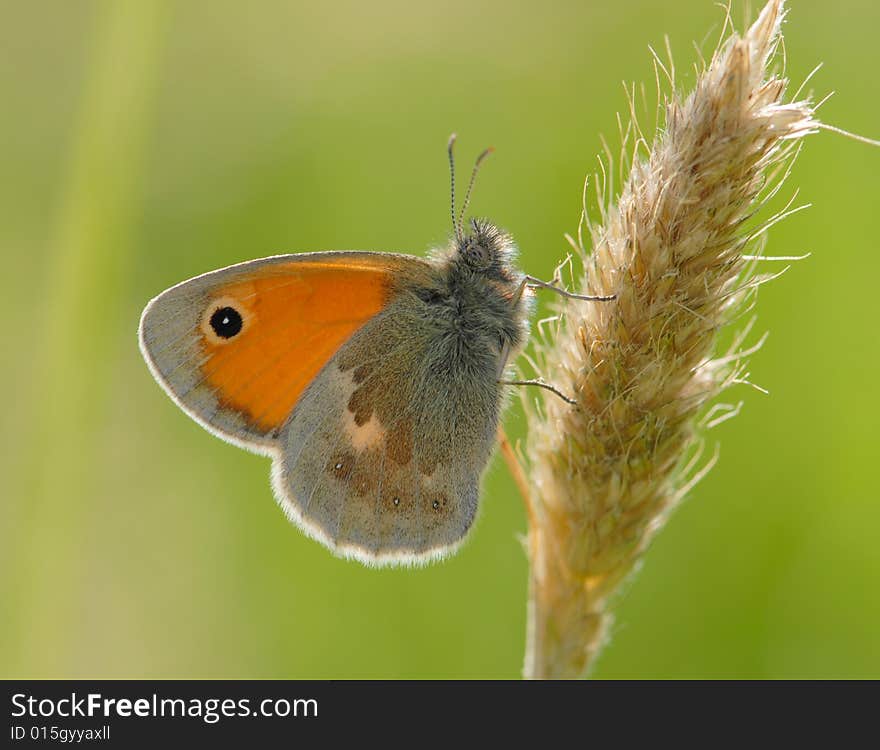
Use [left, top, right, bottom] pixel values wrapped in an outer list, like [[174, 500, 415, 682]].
[[138, 136, 612, 566]]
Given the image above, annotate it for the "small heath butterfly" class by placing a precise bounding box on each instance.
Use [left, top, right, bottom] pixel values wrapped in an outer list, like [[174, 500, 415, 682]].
[[139, 136, 612, 565]]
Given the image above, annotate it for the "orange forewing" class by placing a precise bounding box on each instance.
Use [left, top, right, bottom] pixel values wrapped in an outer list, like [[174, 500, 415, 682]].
[[199, 259, 392, 432]]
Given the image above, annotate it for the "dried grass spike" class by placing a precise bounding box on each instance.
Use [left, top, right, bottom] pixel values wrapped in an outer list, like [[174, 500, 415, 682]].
[[522, 0, 817, 679]]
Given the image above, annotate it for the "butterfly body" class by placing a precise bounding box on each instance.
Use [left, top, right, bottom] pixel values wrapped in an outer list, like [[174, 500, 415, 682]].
[[139, 217, 532, 565]]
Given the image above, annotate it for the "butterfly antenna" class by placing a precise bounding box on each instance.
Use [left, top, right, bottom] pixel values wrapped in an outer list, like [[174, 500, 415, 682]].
[[457, 146, 494, 237], [447, 133, 460, 242]]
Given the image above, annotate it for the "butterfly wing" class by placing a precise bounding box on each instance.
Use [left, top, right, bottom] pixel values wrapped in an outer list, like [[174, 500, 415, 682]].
[[273, 284, 503, 565], [140, 251, 496, 565], [138, 252, 423, 452]]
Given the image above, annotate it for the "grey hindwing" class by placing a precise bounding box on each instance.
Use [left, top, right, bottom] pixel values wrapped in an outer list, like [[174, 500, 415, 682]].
[[275, 295, 503, 560]]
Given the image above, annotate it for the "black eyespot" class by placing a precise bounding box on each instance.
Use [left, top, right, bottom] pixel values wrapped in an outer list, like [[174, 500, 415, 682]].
[[209, 306, 243, 339]]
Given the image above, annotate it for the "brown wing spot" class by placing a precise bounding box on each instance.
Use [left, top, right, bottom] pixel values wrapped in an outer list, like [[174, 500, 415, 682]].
[[327, 451, 356, 480], [352, 363, 374, 384], [421, 490, 457, 538], [428, 492, 448, 512], [326, 450, 379, 498], [382, 488, 411, 514], [348, 382, 376, 426], [386, 419, 413, 466]]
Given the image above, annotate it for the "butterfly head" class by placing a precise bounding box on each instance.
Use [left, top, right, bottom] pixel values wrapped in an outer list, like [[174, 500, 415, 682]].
[[455, 216, 517, 277], [446, 135, 519, 281]]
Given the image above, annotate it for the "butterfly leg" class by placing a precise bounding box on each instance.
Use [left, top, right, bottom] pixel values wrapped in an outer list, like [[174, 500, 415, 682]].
[[498, 377, 577, 406], [522, 275, 616, 303]]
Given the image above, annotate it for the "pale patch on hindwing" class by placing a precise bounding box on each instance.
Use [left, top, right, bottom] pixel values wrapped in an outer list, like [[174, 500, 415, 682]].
[[343, 410, 386, 453]]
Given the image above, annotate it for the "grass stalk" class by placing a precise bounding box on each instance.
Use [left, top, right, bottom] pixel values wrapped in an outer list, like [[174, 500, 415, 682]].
[[522, 0, 817, 679], [11, 1, 165, 676]]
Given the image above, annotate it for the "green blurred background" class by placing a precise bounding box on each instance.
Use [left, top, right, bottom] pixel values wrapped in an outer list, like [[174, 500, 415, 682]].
[[2, 0, 878, 679]]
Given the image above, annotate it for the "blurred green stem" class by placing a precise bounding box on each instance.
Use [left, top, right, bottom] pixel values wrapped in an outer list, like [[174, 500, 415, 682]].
[[12, 1, 165, 676]]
